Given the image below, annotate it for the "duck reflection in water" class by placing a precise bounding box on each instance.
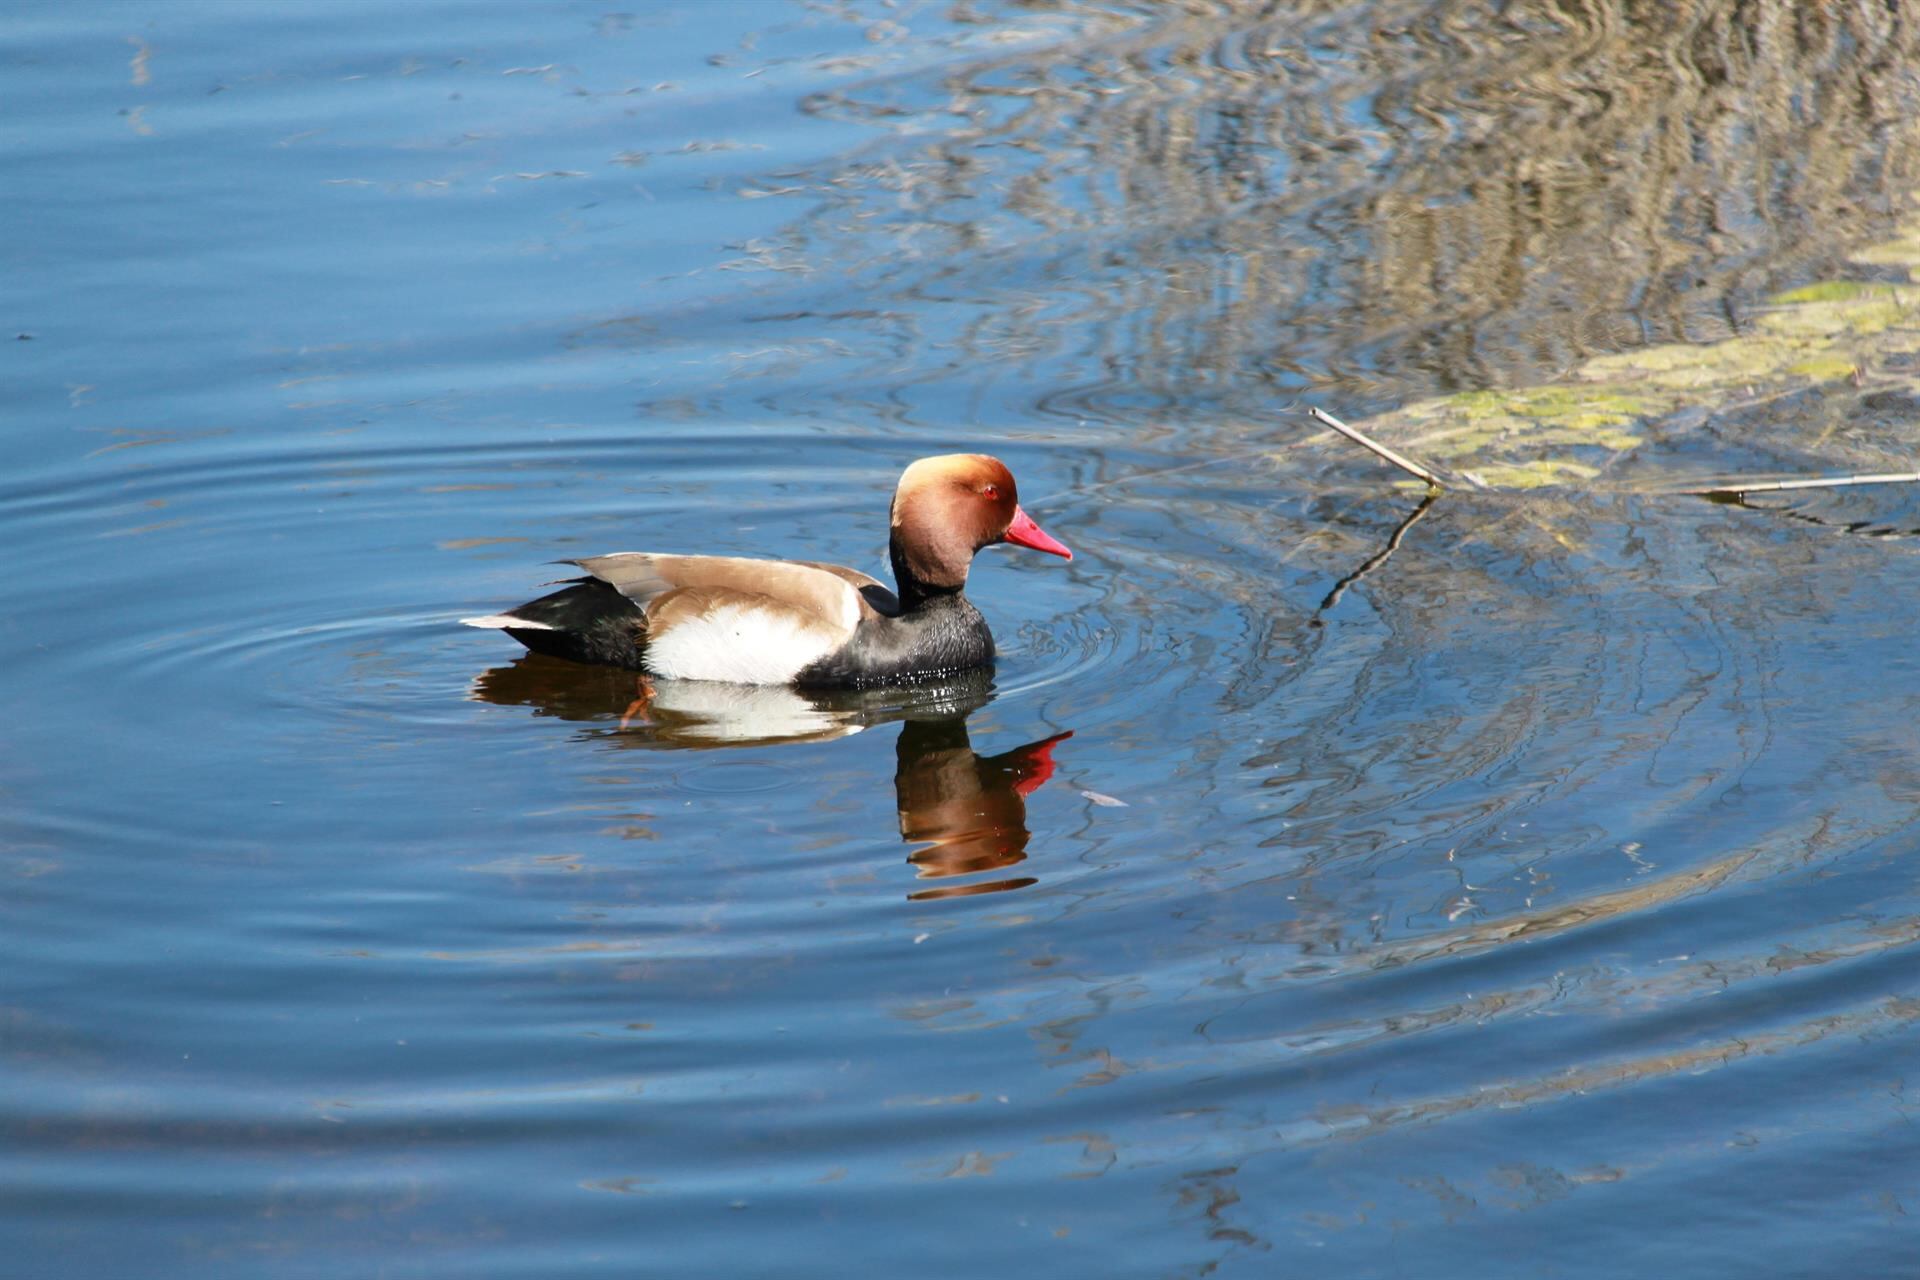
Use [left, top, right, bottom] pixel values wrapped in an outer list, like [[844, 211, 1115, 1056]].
[[891, 714, 1068, 900], [469, 658, 1069, 900]]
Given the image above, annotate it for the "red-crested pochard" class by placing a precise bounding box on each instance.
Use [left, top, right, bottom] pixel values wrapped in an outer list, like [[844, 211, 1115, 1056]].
[[461, 454, 1072, 686]]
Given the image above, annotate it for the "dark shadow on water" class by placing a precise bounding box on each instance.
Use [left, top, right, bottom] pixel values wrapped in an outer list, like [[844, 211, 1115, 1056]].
[[471, 658, 1069, 899], [1312, 489, 1437, 620], [1701, 488, 1920, 540]]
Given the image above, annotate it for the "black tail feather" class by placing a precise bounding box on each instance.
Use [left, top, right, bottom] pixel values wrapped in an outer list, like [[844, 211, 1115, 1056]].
[[502, 579, 648, 670]]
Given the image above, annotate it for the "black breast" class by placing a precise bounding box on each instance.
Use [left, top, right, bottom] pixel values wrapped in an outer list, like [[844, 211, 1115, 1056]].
[[796, 593, 993, 688]]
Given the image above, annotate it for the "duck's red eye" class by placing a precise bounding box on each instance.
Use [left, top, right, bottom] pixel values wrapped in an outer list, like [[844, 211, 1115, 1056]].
[[982, 484, 1000, 499]]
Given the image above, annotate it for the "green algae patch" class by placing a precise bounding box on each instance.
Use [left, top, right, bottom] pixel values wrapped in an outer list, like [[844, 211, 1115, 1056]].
[[1435, 387, 1659, 423], [1770, 281, 1877, 305], [1848, 218, 1920, 275], [1786, 352, 1860, 381], [1581, 334, 1814, 387], [1755, 289, 1915, 339], [1394, 387, 1656, 461], [1468, 458, 1604, 490]]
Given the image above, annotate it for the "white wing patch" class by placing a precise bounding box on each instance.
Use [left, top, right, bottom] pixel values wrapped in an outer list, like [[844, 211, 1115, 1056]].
[[829, 575, 860, 632], [644, 601, 841, 685], [461, 614, 556, 631]]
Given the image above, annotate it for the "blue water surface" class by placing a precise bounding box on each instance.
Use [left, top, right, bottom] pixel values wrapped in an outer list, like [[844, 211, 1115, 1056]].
[[6, 3, 1920, 1277]]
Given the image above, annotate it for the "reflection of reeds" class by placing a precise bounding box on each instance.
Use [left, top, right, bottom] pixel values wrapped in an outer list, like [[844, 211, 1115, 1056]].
[[769, 1, 1920, 403]]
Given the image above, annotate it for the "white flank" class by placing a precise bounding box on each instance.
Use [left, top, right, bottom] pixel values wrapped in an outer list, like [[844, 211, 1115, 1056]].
[[644, 602, 837, 685], [460, 614, 556, 631]]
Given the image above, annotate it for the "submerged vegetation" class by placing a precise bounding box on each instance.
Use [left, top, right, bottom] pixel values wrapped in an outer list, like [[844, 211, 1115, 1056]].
[[1316, 205, 1920, 490]]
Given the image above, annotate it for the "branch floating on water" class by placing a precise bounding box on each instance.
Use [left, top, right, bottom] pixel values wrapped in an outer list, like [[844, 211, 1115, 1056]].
[[1679, 471, 1920, 498], [1306, 406, 1449, 490]]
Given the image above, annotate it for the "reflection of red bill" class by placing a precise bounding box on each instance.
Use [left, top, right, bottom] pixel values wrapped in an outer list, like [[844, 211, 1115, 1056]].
[[1004, 506, 1073, 559], [1012, 730, 1074, 798]]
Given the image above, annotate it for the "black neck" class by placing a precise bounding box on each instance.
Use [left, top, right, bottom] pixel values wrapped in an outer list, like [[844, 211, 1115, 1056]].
[[889, 544, 967, 611]]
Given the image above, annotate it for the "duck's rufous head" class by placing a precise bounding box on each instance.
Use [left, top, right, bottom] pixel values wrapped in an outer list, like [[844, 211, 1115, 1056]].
[[889, 454, 1071, 595]]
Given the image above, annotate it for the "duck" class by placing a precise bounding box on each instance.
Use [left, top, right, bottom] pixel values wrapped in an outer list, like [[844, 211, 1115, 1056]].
[[461, 454, 1072, 687]]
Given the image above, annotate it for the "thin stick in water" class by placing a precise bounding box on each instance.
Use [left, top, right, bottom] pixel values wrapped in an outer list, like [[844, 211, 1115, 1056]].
[[1307, 406, 1447, 490], [1680, 471, 1920, 497]]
